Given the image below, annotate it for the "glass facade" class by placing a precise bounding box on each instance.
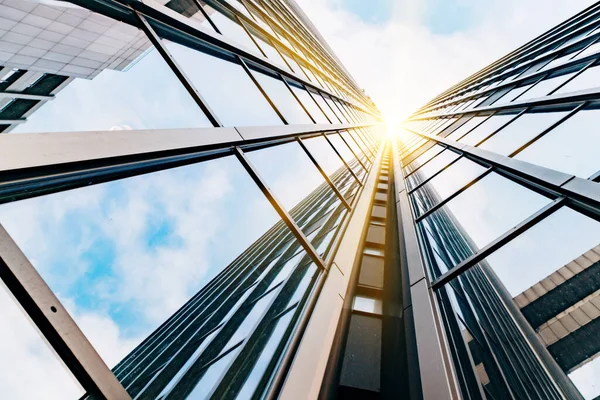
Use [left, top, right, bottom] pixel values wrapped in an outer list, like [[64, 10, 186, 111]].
[[0, 0, 381, 398], [399, 4, 600, 399]]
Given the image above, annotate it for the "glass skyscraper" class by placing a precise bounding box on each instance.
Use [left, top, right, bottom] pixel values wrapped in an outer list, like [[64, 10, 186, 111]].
[[2, 0, 600, 399], [399, 2, 600, 399]]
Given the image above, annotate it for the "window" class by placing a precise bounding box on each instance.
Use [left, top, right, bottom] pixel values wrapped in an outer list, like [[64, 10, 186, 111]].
[[514, 108, 600, 178], [478, 110, 569, 156]]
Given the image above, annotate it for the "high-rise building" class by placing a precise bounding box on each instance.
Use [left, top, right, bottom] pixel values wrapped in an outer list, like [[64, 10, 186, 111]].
[[2, 0, 600, 400], [399, 2, 600, 399], [0, 0, 384, 399]]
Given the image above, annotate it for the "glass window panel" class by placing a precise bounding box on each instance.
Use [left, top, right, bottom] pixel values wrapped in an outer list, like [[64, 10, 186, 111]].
[[413, 158, 487, 215], [311, 91, 339, 123], [8, 13, 211, 133], [514, 109, 600, 178], [255, 38, 292, 72], [340, 130, 364, 159], [518, 72, 577, 100], [235, 309, 295, 398], [554, 64, 600, 94], [165, 41, 281, 126], [539, 52, 575, 71], [0, 155, 291, 369], [459, 114, 516, 146], [0, 280, 84, 399], [250, 70, 312, 124], [478, 111, 569, 156], [422, 172, 551, 265], [573, 40, 600, 60], [246, 142, 332, 210], [186, 347, 242, 398], [495, 83, 535, 104], [210, 12, 262, 54], [324, 96, 345, 123], [406, 144, 445, 173], [302, 136, 345, 176], [327, 133, 358, 166], [163, 0, 218, 32], [407, 150, 461, 190], [289, 84, 328, 123], [445, 116, 487, 141], [481, 206, 600, 397]]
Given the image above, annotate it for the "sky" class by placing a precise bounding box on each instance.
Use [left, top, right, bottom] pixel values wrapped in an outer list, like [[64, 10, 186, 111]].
[[294, 0, 597, 122]]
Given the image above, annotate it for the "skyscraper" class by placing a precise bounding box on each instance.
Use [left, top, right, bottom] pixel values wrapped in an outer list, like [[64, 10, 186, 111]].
[[2, 1, 600, 400], [0, 0, 383, 399], [399, 2, 600, 399]]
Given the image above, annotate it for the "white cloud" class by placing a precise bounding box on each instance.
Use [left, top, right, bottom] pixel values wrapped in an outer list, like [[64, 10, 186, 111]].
[[295, 0, 596, 121]]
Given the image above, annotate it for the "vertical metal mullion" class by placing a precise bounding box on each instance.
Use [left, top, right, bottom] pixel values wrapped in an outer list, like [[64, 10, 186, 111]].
[[304, 86, 332, 123], [349, 128, 375, 160], [319, 93, 344, 123], [234, 147, 326, 270], [280, 75, 316, 123], [296, 138, 351, 210], [238, 57, 288, 124], [193, 0, 221, 34], [322, 133, 363, 185], [236, 15, 268, 58], [0, 225, 131, 399], [134, 11, 222, 127], [337, 131, 367, 171]]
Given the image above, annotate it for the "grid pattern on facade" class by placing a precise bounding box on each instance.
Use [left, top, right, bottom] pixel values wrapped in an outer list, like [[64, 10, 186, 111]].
[[0, 0, 384, 399], [393, 3, 600, 399]]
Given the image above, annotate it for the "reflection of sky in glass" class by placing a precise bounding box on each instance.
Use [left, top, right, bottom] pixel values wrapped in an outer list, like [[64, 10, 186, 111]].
[[555, 65, 600, 94], [165, 41, 282, 127], [518, 72, 576, 100], [0, 280, 84, 399], [445, 116, 486, 141], [302, 136, 345, 176], [246, 141, 328, 210], [478, 111, 568, 156], [0, 156, 282, 368], [419, 157, 486, 201], [415, 149, 460, 181], [11, 48, 211, 133], [486, 207, 600, 296], [515, 109, 600, 178], [459, 114, 515, 146], [431, 172, 551, 249], [252, 71, 312, 124]]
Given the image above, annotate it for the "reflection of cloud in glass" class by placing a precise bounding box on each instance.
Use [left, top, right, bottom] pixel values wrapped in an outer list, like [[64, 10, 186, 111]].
[[0, 156, 282, 367]]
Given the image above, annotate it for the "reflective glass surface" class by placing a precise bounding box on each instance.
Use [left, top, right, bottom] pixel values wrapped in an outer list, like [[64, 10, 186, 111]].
[[289, 84, 329, 123], [458, 113, 516, 146], [478, 111, 569, 156], [0, 280, 84, 399], [515, 109, 600, 178], [421, 172, 551, 268], [0, 156, 286, 368], [165, 41, 282, 126], [518, 72, 576, 100], [445, 116, 487, 141], [251, 70, 312, 124], [554, 64, 600, 94], [406, 149, 460, 190], [301, 136, 345, 176], [413, 157, 487, 216]]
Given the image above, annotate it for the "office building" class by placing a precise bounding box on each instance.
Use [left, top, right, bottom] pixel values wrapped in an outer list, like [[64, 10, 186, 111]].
[[2, 0, 600, 399], [400, 2, 600, 399]]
